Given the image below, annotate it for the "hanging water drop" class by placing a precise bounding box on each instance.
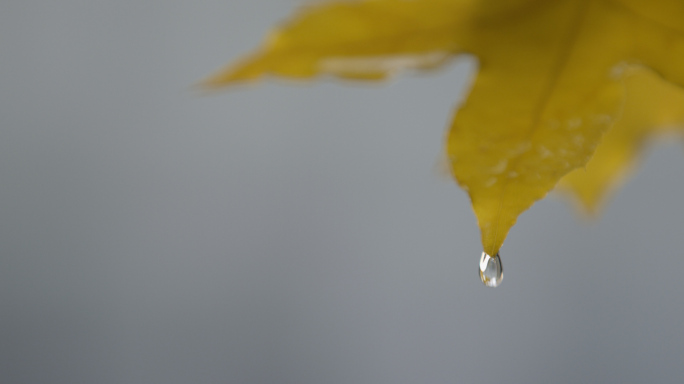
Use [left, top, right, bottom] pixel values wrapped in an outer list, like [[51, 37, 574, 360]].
[[479, 252, 503, 287]]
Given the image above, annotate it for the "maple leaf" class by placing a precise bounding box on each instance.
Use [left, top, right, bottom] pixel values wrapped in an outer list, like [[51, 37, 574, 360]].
[[558, 66, 684, 215], [204, 0, 684, 257]]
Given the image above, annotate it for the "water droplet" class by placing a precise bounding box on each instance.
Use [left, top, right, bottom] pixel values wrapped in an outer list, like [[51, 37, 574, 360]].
[[489, 160, 508, 174], [572, 134, 585, 146], [566, 118, 582, 130], [536, 145, 553, 158], [479, 252, 503, 287], [484, 177, 497, 187]]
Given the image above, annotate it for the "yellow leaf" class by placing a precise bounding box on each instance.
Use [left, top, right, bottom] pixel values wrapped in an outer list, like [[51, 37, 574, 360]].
[[202, 0, 472, 84], [205, 0, 684, 256], [558, 66, 684, 215]]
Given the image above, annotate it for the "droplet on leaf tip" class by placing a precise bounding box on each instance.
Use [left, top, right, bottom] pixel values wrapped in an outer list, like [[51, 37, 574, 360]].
[[479, 251, 503, 288]]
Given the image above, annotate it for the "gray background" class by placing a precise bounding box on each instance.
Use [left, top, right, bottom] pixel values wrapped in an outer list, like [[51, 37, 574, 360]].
[[2, 1, 684, 383]]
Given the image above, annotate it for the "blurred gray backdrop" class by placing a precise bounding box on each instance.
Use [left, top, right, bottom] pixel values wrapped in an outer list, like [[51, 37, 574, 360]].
[[2, 1, 684, 383]]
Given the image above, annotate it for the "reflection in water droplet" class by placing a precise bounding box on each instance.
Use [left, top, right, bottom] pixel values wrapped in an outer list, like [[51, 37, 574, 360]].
[[479, 252, 503, 287]]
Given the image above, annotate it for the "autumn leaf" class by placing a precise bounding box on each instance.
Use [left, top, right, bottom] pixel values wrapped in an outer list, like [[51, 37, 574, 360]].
[[204, 0, 684, 258], [558, 66, 684, 215]]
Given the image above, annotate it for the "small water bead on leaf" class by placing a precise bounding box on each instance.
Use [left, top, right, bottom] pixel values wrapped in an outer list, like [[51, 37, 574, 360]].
[[566, 117, 583, 130], [479, 252, 503, 288]]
